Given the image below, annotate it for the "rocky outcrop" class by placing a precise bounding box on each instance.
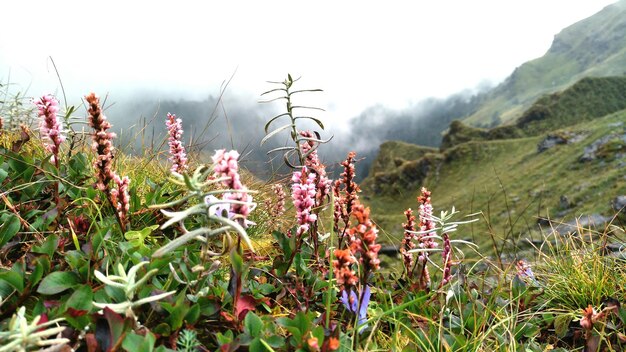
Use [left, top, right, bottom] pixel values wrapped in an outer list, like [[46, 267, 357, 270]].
[[580, 132, 626, 162], [537, 131, 587, 152]]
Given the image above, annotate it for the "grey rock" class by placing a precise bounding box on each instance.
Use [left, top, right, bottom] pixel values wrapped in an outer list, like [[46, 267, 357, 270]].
[[580, 133, 626, 162], [559, 195, 573, 209], [538, 135, 567, 152], [611, 195, 626, 212], [538, 131, 588, 152], [539, 213, 612, 235]]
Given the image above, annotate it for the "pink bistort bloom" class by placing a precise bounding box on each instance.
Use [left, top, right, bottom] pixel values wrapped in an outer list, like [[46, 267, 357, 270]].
[[416, 187, 437, 289], [292, 167, 317, 237], [110, 175, 131, 227], [211, 149, 254, 228], [166, 113, 188, 173], [35, 94, 65, 164], [401, 208, 417, 277], [299, 130, 331, 206]]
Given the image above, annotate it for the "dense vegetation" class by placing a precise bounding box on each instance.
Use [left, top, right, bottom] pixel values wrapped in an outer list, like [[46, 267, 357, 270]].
[[0, 75, 625, 352]]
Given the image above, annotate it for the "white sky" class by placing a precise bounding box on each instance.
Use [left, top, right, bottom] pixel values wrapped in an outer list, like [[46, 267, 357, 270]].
[[0, 0, 618, 125]]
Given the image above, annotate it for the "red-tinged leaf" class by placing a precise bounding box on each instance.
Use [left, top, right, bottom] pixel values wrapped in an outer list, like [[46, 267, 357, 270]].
[[85, 333, 99, 352], [236, 295, 257, 321], [67, 307, 89, 318], [220, 311, 236, 323], [36, 313, 49, 331]]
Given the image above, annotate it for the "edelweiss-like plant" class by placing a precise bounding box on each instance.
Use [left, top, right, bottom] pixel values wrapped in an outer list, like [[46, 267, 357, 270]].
[[93, 261, 176, 314], [0, 306, 69, 352]]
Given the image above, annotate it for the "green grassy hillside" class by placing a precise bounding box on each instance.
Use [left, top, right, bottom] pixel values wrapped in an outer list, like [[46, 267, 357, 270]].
[[364, 107, 626, 254], [464, 0, 626, 126], [441, 76, 626, 150]]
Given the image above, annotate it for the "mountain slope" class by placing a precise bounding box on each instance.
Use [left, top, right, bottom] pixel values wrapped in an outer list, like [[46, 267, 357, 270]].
[[464, 0, 626, 126], [364, 108, 626, 253], [441, 76, 626, 149]]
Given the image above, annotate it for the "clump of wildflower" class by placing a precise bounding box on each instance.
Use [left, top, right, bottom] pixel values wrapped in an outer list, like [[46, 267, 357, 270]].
[[400, 208, 417, 278], [211, 149, 254, 228], [212, 149, 243, 190], [292, 167, 317, 237], [34, 94, 65, 165], [347, 203, 381, 275], [333, 248, 358, 289], [337, 201, 380, 333], [110, 175, 131, 227], [85, 93, 117, 193], [166, 112, 188, 173], [333, 184, 344, 235], [85, 93, 131, 230], [334, 152, 360, 247], [416, 187, 437, 289], [580, 305, 596, 331], [271, 183, 286, 218], [515, 260, 535, 280], [299, 130, 331, 207]]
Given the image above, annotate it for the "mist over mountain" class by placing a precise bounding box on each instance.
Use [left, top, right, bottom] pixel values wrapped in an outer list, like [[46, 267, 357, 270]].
[[332, 89, 489, 178], [95, 85, 490, 182], [104, 92, 287, 177]]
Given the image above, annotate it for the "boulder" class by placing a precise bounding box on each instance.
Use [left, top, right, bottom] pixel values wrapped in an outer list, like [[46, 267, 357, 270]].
[[611, 195, 626, 213]]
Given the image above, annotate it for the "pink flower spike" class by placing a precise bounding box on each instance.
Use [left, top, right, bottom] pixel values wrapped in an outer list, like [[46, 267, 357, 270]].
[[211, 149, 255, 228], [291, 167, 318, 237], [34, 94, 65, 164], [166, 113, 188, 173]]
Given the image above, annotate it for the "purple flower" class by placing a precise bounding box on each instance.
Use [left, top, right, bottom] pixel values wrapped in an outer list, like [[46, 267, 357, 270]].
[[166, 113, 188, 173], [340, 285, 371, 332], [516, 260, 535, 280], [205, 194, 256, 228], [34, 94, 65, 164]]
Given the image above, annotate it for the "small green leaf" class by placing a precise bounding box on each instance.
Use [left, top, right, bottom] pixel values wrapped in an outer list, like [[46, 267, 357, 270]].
[[0, 168, 8, 182], [554, 315, 573, 338], [66, 284, 93, 311], [29, 256, 50, 287], [244, 312, 264, 337], [31, 234, 59, 257], [230, 246, 244, 275], [0, 270, 24, 293], [37, 271, 80, 295], [124, 225, 159, 248], [153, 322, 172, 336], [0, 214, 20, 248], [184, 304, 201, 325]]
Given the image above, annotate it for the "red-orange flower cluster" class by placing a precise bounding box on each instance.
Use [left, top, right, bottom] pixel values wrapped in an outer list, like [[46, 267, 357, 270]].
[[347, 203, 381, 274], [333, 248, 357, 289]]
